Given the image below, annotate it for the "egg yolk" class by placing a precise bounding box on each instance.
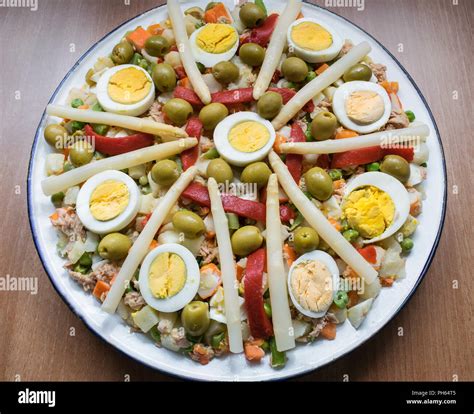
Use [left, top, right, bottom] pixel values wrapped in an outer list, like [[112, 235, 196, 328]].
[[196, 23, 237, 54], [148, 252, 186, 299], [291, 260, 333, 313], [343, 186, 395, 239], [345, 91, 385, 125], [228, 121, 270, 153], [107, 67, 151, 105], [89, 180, 129, 221], [291, 21, 333, 51]]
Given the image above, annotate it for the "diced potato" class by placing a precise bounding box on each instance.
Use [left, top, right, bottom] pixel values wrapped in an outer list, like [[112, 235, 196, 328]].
[[399, 215, 418, 238], [132, 305, 160, 333], [128, 164, 146, 179], [347, 298, 373, 329], [359, 277, 381, 300], [329, 305, 347, 324], [292, 319, 311, 339], [46, 153, 65, 176], [161, 334, 181, 352], [158, 311, 178, 327], [138, 193, 157, 215]]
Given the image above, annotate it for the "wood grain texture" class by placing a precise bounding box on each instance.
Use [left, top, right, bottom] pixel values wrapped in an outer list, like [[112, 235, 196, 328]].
[[0, 0, 472, 381]]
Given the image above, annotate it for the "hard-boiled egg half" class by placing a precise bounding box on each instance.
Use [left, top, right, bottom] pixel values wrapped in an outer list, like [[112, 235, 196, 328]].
[[189, 23, 239, 67], [342, 172, 410, 244], [213, 112, 276, 167], [288, 250, 340, 318], [76, 170, 140, 234], [333, 81, 391, 133], [96, 64, 155, 116], [287, 18, 343, 63], [139, 243, 200, 312]]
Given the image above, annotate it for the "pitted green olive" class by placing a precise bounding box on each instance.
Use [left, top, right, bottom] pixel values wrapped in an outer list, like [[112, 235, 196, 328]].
[[163, 98, 193, 126], [98, 233, 132, 261], [145, 35, 170, 57], [181, 301, 210, 336], [304, 167, 333, 201], [281, 57, 309, 83], [151, 159, 179, 186], [199, 103, 228, 130], [207, 158, 233, 184], [240, 162, 272, 189], [257, 91, 283, 120], [311, 111, 338, 141], [172, 210, 205, 239], [380, 155, 410, 183], [293, 227, 319, 254], [212, 61, 240, 84], [152, 63, 177, 92], [111, 41, 134, 65], [343, 63, 373, 82], [231, 225, 263, 256]]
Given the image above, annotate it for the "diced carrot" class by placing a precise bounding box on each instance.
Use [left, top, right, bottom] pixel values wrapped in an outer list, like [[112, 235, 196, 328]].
[[283, 243, 297, 267], [178, 77, 191, 89], [204, 3, 231, 23], [296, 11, 304, 19], [126, 27, 151, 51], [93, 280, 110, 300], [321, 322, 337, 340], [201, 263, 221, 276], [273, 134, 287, 153], [328, 217, 342, 232], [316, 63, 329, 75], [244, 339, 265, 362], [380, 80, 399, 95], [333, 179, 345, 190], [49, 212, 59, 221], [205, 230, 216, 239], [147, 24, 163, 35], [347, 290, 359, 308], [335, 128, 359, 139], [236, 264, 244, 281], [380, 277, 395, 287], [149, 239, 159, 250], [63, 147, 70, 159], [110, 274, 117, 285], [78, 104, 89, 110]]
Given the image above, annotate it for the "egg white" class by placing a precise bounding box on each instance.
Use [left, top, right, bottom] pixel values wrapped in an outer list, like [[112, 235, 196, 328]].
[[139, 243, 200, 312], [344, 172, 410, 244], [189, 24, 239, 68], [332, 81, 392, 133], [213, 112, 276, 167], [287, 18, 343, 63], [96, 64, 155, 117], [76, 170, 140, 234], [288, 250, 340, 318]]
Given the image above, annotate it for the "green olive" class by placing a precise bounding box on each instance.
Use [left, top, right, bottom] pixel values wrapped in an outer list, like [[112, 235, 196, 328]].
[[281, 57, 309, 83], [257, 91, 283, 120], [98, 233, 132, 261], [172, 210, 205, 239], [145, 35, 170, 57], [152, 63, 177, 93], [380, 155, 410, 183], [240, 162, 272, 189], [70, 140, 94, 166], [85, 68, 96, 86], [293, 226, 320, 254], [199, 103, 228, 130], [231, 225, 263, 256], [181, 301, 210, 337], [151, 159, 179, 186], [311, 111, 338, 141], [111, 41, 134, 65], [212, 61, 240, 84], [207, 158, 233, 184], [44, 124, 67, 148], [239, 3, 266, 28], [205, 2, 218, 11], [163, 98, 193, 126], [184, 6, 205, 20], [239, 43, 265, 67], [304, 167, 333, 201], [343, 63, 373, 82]]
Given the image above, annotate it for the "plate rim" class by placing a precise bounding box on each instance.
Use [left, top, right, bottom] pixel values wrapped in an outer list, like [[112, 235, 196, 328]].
[[27, 1, 447, 382]]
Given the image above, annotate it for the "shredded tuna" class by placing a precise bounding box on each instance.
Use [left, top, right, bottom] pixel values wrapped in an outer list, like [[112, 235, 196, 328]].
[[65, 265, 96, 291], [199, 237, 219, 265], [339, 39, 354, 56], [124, 291, 146, 311], [200, 136, 214, 153], [158, 319, 173, 335], [170, 327, 191, 349], [306, 314, 338, 341], [51, 207, 86, 243], [369, 62, 387, 82], [383, 91, 410, 130], [148, 100, 164, 123], [190, 343, 215, 365], [91, 261, 120, 284]]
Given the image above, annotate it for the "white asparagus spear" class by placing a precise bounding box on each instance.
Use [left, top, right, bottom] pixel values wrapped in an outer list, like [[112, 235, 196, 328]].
[[102, 166, 198, 314], [207, 178, 244, 353], [266, 174, 296, 352], [272, 42, 372, 130], [280, 124, 430, 154], [41, 138, 197, 196], [46, 105, 187, 139], [268, 151, 378, 284], [167, 0, 211, 104], [252, 0, 302, 100]]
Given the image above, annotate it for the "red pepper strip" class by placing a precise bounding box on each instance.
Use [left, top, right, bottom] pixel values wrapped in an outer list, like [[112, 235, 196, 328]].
[[279, 204, 295, 223], [271, 69, 281, 84], [173, 86, 203, 106], [285, 123, 305, 183], [181, 117, 203, 170], [182, 182, 266, 222], [211, 88, 254, 104], [244, 13, 279, 47], [267, 88, 314, 112], [357, 246, 377, 264], [174, 65, 187, 80], [84, 124, 154, 156], [244, 248, 273, 339], [331, 146, 414, 169], [316, 154, 330, 169]]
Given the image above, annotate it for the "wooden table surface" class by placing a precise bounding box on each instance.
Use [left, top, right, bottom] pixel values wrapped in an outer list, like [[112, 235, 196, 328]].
[[0, 0, 472, 382]]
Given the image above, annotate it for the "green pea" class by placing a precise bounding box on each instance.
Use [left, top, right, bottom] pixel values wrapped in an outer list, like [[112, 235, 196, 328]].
[[264, 302, 272, 318], [211, 332, 226, 349], [92, 102, 103, 112], [334, 291, 348, 308], [343, 229, 359, 242], [328, 169, 342, 180], [71, 98, 84, 108], [51, 192, 65, 207], [304, 126, 313, 141], [92, 124, 109, 135], [197, 62, 206, 74], [401, 237, 414, 252], [405, 110, 416, 122], [305, 71, 316, 83], [73, 263, 89, 274], [202, 147, 220, 159], [139, 175, 148, 186], [366, 162, 380, 172], [141, 185, 151, 195], [70, 121, 85, 133], [149, 326, 161, 342], [79, 252, 93, 268], [63, 162, 74, 172]]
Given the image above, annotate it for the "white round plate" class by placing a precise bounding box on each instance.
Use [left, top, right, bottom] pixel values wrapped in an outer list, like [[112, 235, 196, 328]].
[[28, 0, 446, 381]]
